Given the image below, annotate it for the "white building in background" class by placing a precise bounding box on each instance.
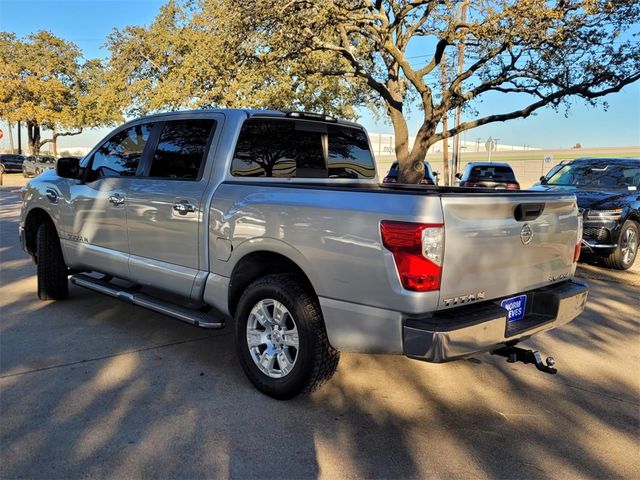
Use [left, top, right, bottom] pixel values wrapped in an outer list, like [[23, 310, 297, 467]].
[[52, 146, 93, 157], [368, 132, 540, 157]]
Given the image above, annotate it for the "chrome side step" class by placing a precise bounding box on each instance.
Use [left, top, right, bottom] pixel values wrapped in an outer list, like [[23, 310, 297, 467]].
[[70, 274, 224, 329]]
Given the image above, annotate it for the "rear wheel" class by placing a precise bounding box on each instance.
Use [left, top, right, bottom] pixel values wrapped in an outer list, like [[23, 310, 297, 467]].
[[604, 220, 638, 270], [36, 222, 69, 300], [234, 273, 339, 399]]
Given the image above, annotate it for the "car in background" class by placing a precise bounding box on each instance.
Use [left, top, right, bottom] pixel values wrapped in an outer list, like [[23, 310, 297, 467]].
[[0, 154, 26, 174], [22, 155, 57, 177], [531, 157, 639, 270], [382, 161, 438, 185], [455, 162, 520, 189]]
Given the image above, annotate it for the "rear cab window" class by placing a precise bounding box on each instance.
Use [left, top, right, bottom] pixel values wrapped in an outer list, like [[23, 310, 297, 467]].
[[231, 118, 375, 179], [469, 165, 516, 181]]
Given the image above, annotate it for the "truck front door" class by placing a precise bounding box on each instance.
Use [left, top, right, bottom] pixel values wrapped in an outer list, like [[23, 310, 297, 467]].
[[62, 123, 153, 277]]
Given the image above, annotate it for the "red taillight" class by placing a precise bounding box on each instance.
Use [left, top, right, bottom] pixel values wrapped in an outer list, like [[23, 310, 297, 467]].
[[380, 221, 444, 292], [506, 182, 520, 190], [573, 243, 581, 263]]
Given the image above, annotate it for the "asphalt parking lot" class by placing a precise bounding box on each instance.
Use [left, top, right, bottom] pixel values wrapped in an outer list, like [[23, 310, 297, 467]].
[[1, 176, 639, 479]]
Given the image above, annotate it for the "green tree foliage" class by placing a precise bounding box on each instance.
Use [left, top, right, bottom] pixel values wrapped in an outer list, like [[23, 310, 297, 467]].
[[0, 31, 122, 155], [106, 0, 373, 119], [237, 0, 640, 183]]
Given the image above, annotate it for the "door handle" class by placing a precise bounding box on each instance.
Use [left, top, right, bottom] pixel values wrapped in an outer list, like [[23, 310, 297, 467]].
[[108, 194, 125, 207], [173, 200, 196, 215], [45, 188, 58, 203]]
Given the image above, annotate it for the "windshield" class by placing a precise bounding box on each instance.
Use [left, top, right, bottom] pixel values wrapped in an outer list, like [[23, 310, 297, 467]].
[[546, 161, 640, 188]]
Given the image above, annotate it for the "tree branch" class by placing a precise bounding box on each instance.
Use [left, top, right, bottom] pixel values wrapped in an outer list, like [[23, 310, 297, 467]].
[[433, 73, 640, 143]]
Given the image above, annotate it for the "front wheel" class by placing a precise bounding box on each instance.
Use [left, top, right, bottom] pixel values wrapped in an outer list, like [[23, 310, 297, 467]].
[[604, 220, 638, 270], [234, 274, 339, 399], [36, 222, 69, 300]]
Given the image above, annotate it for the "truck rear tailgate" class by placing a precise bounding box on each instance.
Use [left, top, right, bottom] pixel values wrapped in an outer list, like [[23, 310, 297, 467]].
[[438, 192, 579, 310]]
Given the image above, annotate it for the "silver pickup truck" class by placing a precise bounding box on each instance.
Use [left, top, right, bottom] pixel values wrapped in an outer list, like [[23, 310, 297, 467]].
[[19, 109, 588, 398]]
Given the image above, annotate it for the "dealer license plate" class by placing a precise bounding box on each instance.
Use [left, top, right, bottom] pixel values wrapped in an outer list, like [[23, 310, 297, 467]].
[[500, 295, 527, 322]]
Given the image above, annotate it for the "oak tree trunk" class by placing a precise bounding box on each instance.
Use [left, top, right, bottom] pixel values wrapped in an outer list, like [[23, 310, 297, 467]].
[[26, 121, 41, 155]]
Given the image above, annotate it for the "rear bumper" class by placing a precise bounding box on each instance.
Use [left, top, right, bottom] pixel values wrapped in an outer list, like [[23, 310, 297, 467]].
[[403, 280, 588, 362]]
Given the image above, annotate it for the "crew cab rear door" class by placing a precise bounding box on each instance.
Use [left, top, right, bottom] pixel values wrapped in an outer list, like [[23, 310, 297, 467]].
[[125, 114, 221, 298], [438, 192, 579, 310]]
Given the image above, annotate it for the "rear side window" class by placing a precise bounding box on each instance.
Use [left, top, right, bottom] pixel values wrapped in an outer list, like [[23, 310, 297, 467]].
[[231, 119, 375, 179], [469, 166, 516, 181], [149, 119, 215, 180], [88, 124, 152, 179], [231, 119, 324, 178]]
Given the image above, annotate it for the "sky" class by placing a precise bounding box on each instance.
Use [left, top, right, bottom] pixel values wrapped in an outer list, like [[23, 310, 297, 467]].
[[1, 0, 639, 152]]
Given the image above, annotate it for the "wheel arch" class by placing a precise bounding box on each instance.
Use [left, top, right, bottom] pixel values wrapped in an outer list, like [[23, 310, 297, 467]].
[[227, 249, 318, 318], [24, 207, 57, 257]]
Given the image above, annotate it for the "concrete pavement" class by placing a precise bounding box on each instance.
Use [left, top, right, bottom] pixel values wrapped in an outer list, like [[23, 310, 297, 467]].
[[1, 181, 639, 479]]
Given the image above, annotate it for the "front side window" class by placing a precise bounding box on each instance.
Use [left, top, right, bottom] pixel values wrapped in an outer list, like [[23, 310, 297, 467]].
[[88, 124, 152, 180], [148, 119, 216, 179]]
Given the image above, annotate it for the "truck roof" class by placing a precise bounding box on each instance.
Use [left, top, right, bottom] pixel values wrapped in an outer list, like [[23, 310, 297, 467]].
[[118, 108, 363, 129]]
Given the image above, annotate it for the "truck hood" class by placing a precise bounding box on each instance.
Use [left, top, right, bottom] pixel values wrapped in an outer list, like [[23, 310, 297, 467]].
[[528, 184, 638, 210]]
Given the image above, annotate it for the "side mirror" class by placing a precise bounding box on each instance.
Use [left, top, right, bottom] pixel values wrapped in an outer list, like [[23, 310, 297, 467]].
[[57, 157, 80, 179], [455, 173, 462, 180]]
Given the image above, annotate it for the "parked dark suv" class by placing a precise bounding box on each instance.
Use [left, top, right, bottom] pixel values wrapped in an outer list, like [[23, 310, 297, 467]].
[[456, 162, 520, 189], [531, 157, 639, 270], [0, 154, 26, 174], [383, 161, 438, 185]]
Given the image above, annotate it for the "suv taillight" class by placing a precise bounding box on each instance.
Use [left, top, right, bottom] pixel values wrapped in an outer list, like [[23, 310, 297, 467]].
[[380, 221, 444, 292], [506, 182, 520, 190]]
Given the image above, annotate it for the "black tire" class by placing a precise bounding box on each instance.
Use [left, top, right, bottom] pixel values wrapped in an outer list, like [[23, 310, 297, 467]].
[[36, 222, 69, 300], [234, 273, 339, 399], [604, 220, 639, 270]]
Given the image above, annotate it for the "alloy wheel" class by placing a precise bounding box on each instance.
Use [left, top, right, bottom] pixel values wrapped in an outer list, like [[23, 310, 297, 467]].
[[246, 298, 299, 378], [621, 227, 637, 266]]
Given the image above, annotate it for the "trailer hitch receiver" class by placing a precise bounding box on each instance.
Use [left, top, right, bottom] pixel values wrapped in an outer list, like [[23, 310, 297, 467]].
[[491, 346, 557, 374]]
